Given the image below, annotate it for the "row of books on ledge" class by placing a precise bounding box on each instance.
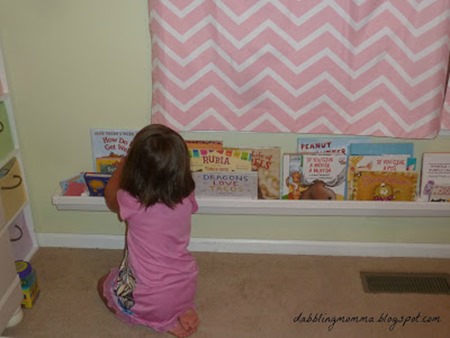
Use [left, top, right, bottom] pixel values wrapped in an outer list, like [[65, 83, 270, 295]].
[[182, 136, 449, 203], [59, 130, 450, 203]]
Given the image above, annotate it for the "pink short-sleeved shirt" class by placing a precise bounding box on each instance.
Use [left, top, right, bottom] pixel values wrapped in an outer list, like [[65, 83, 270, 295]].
[[102, 190, 199, 332]]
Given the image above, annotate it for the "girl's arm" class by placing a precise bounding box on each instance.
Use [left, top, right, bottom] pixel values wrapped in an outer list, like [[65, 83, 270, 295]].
[[104, 157, 125, 215]]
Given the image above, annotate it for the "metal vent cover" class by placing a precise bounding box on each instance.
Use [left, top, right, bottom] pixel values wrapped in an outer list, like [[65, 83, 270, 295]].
[[360, 272, 450, 295]]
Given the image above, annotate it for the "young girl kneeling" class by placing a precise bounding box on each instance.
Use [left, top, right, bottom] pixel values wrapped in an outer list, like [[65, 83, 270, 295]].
[[98, 124, 199, 338]]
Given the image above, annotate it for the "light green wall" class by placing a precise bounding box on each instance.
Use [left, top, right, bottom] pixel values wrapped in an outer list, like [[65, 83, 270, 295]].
[[0, 0, 449, 244]]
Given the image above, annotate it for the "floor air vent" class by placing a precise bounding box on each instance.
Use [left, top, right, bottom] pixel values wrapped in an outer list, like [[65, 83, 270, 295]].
[[360, 272, 450, 295]]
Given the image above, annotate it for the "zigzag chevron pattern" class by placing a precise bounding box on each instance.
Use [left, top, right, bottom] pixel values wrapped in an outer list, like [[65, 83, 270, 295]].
[[148, 0, 450, 138], [443, 81, 450, 130]]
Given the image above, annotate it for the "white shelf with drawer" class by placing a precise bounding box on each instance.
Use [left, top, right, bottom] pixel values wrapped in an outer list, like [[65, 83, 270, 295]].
[[0, 44, 38, 333], [0, 46, 38, 261]]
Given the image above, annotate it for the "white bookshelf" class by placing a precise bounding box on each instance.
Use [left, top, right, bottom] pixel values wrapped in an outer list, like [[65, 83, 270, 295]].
[[0, 43, 36, 333], [0, 47, 38, 260], [51, 187, 450, 217]]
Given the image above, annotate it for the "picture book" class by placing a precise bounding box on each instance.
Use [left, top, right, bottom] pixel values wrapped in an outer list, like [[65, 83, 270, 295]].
[[346, 142, 416, 200], [84, 172, 111, 197], [193, 171, 258, 199], [427, 185, 450, 202], [282, 153, 347, 200], [90, 128, 137, 172], [301, 153, 347, 200], [186, 139, 223, 150], [282, 153, 303, 199], [297, 136, 371, 155], [96, 156, 122, 174], [347, 155, 416, 200], [189, 148, 253, 172], [59, 173, 87, 196], [349, 142, 414, 157], [351, 171, 418, 201], [251, 147, 281, 200], [419, 152, 450, 202]]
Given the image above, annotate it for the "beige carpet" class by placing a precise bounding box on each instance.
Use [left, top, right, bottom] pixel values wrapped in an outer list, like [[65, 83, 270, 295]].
[[3, 247, 450, 338]]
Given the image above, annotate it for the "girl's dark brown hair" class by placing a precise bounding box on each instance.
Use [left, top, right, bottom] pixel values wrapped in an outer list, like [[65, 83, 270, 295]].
[[120, 124, 195, 208]]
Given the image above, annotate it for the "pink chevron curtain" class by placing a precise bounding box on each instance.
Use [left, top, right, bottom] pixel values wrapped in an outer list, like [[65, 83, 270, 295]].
[[444, 80, 450, 130], [148, 1, 450, 138]]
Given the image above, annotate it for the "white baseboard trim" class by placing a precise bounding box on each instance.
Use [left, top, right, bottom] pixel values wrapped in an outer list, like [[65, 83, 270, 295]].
[[35, 233, 450, 258]]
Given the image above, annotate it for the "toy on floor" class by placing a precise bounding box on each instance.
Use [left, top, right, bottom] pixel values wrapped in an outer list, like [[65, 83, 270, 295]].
[[15, 260, 40, 309]]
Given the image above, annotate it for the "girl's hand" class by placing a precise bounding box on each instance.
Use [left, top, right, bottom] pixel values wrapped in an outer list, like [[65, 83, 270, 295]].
[[105, 157, 125, 215]]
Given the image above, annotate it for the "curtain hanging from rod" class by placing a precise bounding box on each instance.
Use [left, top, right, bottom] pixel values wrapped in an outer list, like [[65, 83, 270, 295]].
[[148, 0, 450, 138]]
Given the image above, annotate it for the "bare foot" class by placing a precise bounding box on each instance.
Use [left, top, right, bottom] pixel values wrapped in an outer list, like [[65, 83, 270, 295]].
[[168, 309, 199, 337], [179, 308, 199, 334], [168, 320, 190, 338]]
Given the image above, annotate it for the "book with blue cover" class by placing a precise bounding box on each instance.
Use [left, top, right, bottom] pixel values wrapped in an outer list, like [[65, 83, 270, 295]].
[[297, 136, 371, 155], [84, 172, 111, 197], [349, 142, 414, 157]]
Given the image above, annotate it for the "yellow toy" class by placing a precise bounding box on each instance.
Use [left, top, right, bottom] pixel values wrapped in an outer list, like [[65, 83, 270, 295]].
[[15, 260, 40, 308]]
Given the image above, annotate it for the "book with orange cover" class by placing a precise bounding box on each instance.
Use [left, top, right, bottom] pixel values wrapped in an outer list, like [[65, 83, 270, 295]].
[[351, 171, 418, 201], [186, 140, 223, 150], [347, 155, 416, 200]]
